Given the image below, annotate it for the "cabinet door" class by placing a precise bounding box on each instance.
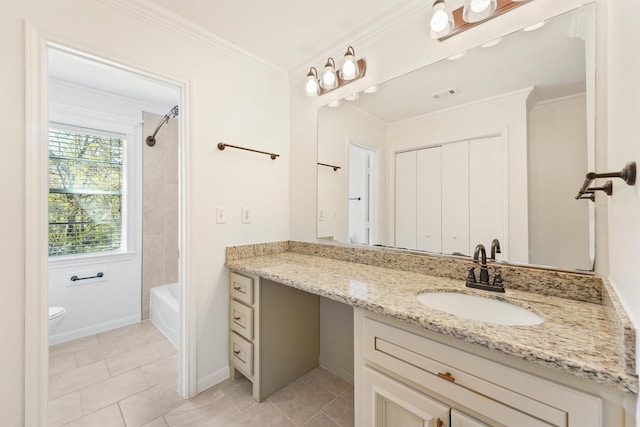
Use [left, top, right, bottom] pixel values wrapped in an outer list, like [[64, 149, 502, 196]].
[[451, 409, 489, 427], [363, 366, 449, 427], [417, 147, 442, 253], [469, 136, 505, 258], [441, 142, 470, 256], [395, 150, 417, 249]]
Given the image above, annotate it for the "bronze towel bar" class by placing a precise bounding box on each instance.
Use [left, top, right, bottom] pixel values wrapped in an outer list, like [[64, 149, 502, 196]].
[[318, 162, 341, 171], [575, 161, 636, 201], [217, 142, 279, 160]]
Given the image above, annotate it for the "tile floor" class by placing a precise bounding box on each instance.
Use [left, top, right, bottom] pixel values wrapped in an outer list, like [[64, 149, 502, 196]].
[[48, 321, 354, 427]]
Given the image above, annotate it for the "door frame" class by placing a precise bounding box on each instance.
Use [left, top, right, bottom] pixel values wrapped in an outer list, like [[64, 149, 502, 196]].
[[24, 23, 196, 425]]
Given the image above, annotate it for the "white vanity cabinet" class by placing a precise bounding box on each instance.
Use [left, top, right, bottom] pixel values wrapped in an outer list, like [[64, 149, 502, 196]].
[[355, 309, 603, 427], [228, 271, 320, 402]]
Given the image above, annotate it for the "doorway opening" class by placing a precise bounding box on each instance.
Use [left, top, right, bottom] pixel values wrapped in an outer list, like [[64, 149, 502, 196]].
[[348, 143, 376, 245]]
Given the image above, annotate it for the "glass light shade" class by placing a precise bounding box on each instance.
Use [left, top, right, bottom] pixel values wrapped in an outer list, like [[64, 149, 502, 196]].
[[304, 68, 319, 96], [340, 47, 360, 80], [320, 59, 338, 90], [462, 0, 496, 23], [430, 1, 453, 39]]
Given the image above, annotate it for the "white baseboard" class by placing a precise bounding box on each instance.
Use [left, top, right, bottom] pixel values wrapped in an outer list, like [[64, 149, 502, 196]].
[[319, 355, 354, 385], [196, 366, 230, 394], [48, 314, 140, 345]]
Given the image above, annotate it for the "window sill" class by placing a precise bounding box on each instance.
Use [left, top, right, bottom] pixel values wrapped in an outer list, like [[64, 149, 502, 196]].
[[48, 251, 137, 267]]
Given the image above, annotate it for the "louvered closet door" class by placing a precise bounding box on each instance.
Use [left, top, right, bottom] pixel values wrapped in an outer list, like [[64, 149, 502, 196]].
[[395, 150, 417, 250], [417, 147, 442, 253]]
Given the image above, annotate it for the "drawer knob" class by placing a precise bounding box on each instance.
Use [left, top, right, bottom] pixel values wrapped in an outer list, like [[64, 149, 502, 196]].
[[437, 372, 455, 383], [233, 349, 241, 355], [233, 316, 241, 321], [233, 285, 243, 291]]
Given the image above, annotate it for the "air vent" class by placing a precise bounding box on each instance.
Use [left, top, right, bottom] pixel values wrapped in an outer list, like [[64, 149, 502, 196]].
[[432, 87, 458, 100]]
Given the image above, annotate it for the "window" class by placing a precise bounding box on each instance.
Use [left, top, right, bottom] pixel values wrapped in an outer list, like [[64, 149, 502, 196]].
[[48, 125, 125, 257]]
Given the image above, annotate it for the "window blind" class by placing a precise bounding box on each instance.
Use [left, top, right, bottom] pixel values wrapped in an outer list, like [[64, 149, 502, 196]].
[[48, 127, 124, 256]]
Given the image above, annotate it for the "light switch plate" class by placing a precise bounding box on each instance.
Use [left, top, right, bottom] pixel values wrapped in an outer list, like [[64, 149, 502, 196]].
[[216, 207, 226, 224], [242, 207, 251, 224]]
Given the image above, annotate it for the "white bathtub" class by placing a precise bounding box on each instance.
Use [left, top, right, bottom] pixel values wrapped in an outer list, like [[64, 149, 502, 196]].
[[150, 283, 179, 348]]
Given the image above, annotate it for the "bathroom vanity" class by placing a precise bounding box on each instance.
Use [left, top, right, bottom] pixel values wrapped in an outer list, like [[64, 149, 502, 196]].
[[225, 241, 638, 426]]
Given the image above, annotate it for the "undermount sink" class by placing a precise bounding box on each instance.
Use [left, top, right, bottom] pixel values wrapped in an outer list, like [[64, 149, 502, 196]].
[[416, 292, 544, 326]]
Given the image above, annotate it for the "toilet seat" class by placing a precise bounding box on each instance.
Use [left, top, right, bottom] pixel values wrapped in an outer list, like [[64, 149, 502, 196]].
[[49, 306, 66, 320]]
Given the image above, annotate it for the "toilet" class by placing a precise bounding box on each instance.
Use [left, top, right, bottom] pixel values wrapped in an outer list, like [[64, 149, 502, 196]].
[[48, 307, 66, 334]]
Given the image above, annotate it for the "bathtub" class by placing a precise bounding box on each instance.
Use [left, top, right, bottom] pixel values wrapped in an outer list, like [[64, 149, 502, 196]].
[[150, 283, 179, 348]]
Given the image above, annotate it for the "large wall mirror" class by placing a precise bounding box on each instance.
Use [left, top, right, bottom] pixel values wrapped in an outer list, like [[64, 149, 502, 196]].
[[317, 5, 595, 272]]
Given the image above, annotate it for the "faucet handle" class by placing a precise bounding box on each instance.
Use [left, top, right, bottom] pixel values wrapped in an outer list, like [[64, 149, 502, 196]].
[[466, 267, 476, 284], [492, 268, 503, 287]]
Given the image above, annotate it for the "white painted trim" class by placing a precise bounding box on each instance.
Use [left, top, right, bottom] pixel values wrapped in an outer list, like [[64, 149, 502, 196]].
[[533, 92, 587, 109], [196, 366, 231, 394], [49, 315, 141, 346], [24, 28, 198, 425], [319, 359, 354, 386], [24, 21, 50, 427], [97, 0, 283, 73]]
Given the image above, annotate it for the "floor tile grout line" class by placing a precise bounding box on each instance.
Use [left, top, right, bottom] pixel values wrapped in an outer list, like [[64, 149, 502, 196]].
[[322, 410, 346, 427]]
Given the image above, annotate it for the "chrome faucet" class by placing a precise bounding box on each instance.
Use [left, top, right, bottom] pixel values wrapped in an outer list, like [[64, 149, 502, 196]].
[[466, 243, 505, 293]]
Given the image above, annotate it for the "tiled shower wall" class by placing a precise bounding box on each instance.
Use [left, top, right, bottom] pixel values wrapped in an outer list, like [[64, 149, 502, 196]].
[[142, 111, 179, 319]]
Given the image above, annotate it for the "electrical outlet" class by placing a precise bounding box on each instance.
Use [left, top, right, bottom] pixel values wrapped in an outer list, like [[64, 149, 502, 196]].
[[216, 207, 226, 224], [318, 210, 324, 221], [242, 207, 251, 224]]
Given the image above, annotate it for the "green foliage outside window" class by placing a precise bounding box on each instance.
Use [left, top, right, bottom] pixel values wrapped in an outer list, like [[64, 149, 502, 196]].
[[48, 127, 124, 256]]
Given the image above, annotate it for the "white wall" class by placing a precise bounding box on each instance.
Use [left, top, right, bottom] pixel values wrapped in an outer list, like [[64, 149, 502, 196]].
[[317, 105, 387, 243], [528, 95, 590, 270], [386, 91, 530, 262], [601, 0, 640, 388], [3, 0, 289, 423]]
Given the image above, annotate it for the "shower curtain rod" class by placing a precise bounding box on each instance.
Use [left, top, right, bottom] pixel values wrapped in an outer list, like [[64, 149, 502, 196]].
[[146, 105, 179, 147]]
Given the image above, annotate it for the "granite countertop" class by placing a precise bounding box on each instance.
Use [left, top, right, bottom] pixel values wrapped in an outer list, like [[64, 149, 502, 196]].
[[226, 249, 639, 394]]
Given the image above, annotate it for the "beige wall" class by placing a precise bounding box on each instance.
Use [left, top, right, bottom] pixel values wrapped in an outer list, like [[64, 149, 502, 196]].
[[142, 111, 179, 319], [3, 0, 289, 423]]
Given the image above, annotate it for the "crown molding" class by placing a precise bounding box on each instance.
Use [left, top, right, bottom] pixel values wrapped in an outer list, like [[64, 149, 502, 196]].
[[97, 0, 285, 73], [533, 92, 587, 109], [291, 0, 428, 74]]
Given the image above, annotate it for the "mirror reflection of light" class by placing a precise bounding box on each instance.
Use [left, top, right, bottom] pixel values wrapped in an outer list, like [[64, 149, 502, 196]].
[[480, 37, 504, 48], [523, 21, 546, 32], [447, 51, 468, 61], [328, 99, 342, 108], [364, 85, 379, 94]]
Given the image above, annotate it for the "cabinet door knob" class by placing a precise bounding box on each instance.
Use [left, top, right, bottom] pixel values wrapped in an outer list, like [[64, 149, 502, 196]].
[[233, 285, 242, 291], [233, 316, 241, 321], [233, 349, 241, 355], [437, 371, 455, 383]]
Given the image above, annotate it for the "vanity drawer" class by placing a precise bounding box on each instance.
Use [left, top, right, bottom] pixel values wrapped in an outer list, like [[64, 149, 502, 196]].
[[230, 299, 254, 340], [230, 272, 254, 305], [362, 316, 568, 427], [230, 332, 253, 377]]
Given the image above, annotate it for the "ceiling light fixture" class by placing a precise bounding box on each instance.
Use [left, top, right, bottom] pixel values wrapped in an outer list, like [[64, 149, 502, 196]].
[[463, 0, 497, 23], [429, 0, 454, 39], [304, 46, 367, 97]]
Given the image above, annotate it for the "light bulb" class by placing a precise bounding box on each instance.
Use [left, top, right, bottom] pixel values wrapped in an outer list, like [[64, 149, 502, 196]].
[[341, 47, 360, 81], [304, 68, 319, 96], [320, 58, 338, 90], [431, 7, 448, 33], [470, 0, 491, 13]]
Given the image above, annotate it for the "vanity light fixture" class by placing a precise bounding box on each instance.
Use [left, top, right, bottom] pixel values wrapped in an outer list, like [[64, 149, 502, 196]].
[[429, 0, 454, 39], [463, 0, 497, 23], [320, 58, 338, 90], [305, 67, 319, 97], [340, 46, 360, 80], [431, 0, 532, 41], [304, 46, 367, 97]]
